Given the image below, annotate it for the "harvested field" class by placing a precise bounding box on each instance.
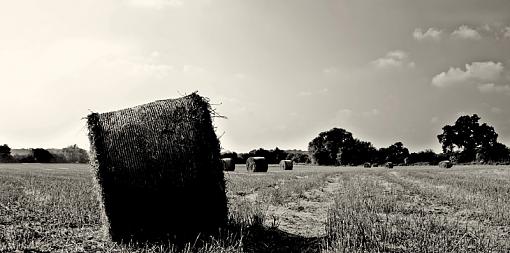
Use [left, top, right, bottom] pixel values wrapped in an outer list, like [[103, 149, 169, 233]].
[[1, 163, 509, 252]]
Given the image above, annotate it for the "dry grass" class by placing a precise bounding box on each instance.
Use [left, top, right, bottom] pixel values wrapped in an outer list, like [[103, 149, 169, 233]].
[[1, 164, 509, 252]]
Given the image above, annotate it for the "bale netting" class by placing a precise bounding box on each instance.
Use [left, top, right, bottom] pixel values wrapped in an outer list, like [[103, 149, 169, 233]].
[[363, 162, 371, 168], [385, 162, 393, 169], [221, 158, 235, 171], [86, 93, 227, 244], [439, 160, 453, 168], [246, 157, 268, 172], [279, 160, 294, 170]]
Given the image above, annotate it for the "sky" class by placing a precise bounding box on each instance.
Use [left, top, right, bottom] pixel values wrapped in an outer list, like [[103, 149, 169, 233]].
[[1, 0, 510, 153]]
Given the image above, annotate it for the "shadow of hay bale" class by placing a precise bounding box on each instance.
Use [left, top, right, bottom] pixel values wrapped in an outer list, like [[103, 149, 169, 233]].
[[87, 93, 227, 245], [242, 225, 323, 253]]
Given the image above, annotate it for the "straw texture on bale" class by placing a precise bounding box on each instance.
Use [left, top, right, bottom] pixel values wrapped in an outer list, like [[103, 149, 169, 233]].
[[385, 162, 393, 169], [246, 157, 268, 172], [87, 93, 227, 244], [221, 158, 235, 171], [279, 160, 293, 170], [439, 160, 453, 168], [363, 162, 371, 168]]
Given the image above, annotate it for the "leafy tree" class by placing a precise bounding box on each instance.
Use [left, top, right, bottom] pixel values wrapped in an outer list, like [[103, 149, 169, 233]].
[[245, 147, 289, 164], [62, 145, 89, 163], [480, 142, 510, 163], [0, 144, 13, 162], [286, 152, 311, 164], [438, 114, 500, 162], [408, 149, 439, 165], [337, 139, 377, 166], [375, 142, 409, 164], [32, 148, 54, 163], [220, 151, 238, 163], [308, 128, 355, 165]]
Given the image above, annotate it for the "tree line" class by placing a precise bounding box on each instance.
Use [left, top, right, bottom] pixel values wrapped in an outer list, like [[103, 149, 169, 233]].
[[308, 114, 510, 166], [2, 114, 508, 166], [221, 148, 311, 165], [0, 144, 89, 163]]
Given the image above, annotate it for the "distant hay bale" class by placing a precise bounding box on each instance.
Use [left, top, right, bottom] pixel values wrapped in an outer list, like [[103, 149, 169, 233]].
[[87, 93, 227, 244], [246, 157, 268, 172], [385, 162, 393, 169], [221, 158, 235, 171], [372, 164, 379, 167], [363, 162, 371, 168], [439, 160, 453, 168], [279, 160, 293, 170]]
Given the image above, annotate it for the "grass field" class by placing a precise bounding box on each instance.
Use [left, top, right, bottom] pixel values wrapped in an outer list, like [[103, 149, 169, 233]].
[[1, 163, 509, 252]]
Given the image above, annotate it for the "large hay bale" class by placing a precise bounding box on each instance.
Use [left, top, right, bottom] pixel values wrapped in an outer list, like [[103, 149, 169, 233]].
[[363, 162, 371, 168], [87, 93, 227, 244], [221, 158, 235, 171], [439, 160, 453, 168], [279, 160, 293, 170], [246, 157, 268, 172], [384, 162, 393, 169]]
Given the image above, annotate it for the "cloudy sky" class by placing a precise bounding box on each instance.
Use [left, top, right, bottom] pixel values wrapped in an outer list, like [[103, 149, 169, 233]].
[[1, 0, 510, 152]]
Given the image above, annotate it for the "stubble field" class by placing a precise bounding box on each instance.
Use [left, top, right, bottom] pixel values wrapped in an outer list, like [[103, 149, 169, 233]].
[[1, 163, 509, 252]]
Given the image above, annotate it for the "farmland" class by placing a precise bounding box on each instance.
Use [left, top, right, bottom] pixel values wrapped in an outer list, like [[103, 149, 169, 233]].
[[1, 164, 510, 252]]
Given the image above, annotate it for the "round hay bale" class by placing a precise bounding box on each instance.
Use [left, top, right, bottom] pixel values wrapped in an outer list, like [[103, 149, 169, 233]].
[[439, 160, 453, 168], [221, 158, 235, 171], [246, 157, 268, 172], [279, 160, 294, 170], [372, 163, 379, 167], [363, 162, 371, 168], [384, 162, 393, 169], [87, 93, 227, 244]]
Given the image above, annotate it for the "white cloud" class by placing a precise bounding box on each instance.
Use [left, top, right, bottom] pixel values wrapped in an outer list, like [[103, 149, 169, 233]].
[[297, 91, 312, 97], [362, 109, 380, 117], [413, 28, 442, 41], [298, 88, 330, 97], [503, 27, 510, 39], [127, 0, 183, 9], [481, 24, 492, 32], [451, 25, 482, 40], [478, 83, 510, 94], [322, 67, 339, 74], [490, 107, 503, 114], [336, 109, 353, 118], [432, 62, 504, 87], [372, 50, 415, 69]]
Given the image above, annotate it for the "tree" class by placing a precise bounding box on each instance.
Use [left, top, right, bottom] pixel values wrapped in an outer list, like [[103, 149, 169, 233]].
[[336, 139, 377, 166], [408, 149, 439, 165], [308, 128, 355, 165], [62, 145, 89, 163], [32, 148, 54, 163], [437, 114, 500, 162], [375, 142, 410, 164], [481, 142, 510, 163], [0, 144, 13, 162]]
